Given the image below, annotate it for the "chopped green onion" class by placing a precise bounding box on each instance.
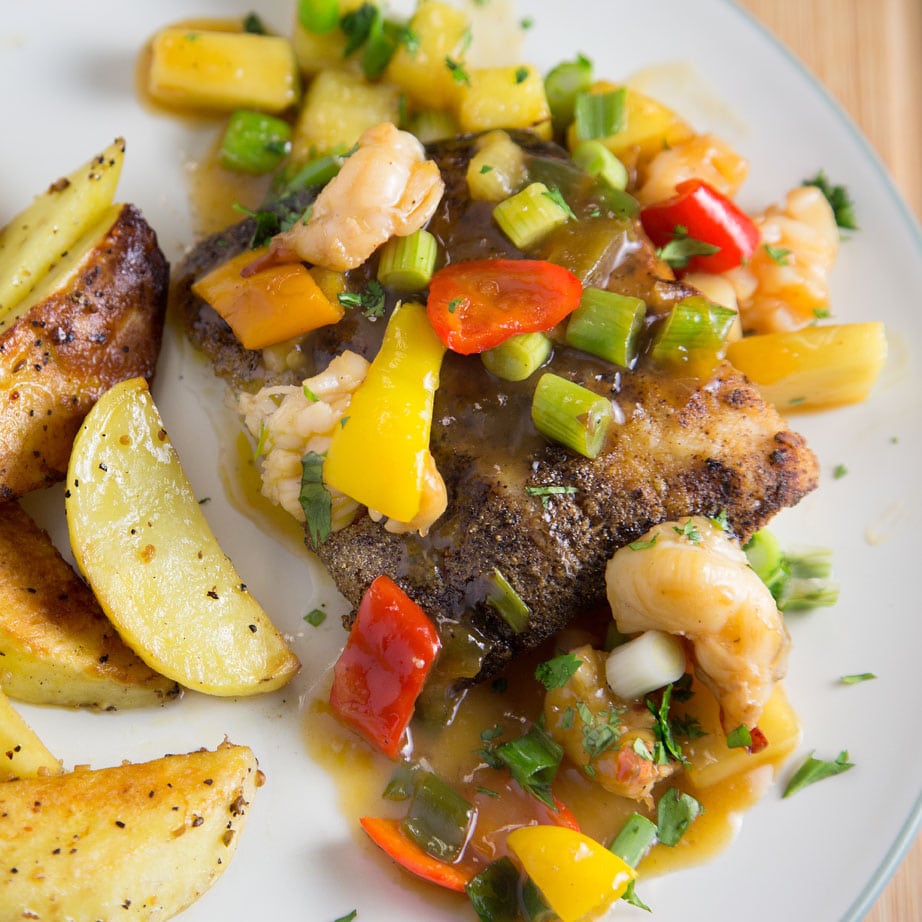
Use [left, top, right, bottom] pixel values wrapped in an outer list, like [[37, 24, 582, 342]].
[[484, 567, 531, 634], [298, 0, 339, 33], [493, 181, 572, 249], [605, 630, 686, 700], [466, 856, 520, 922], [219, 110, 291, 175], [841, 672, 876, 685], [543, 54, 593, 133], [362, 15, 404, 79], [746, 531, 838, 612], [304, 608, 327, 627], [609, 812, 658, 867], [376, 229, 437, 291], [743, 528, 786, 596], [400, 771, 474, 863], [274, 150, 345, 197], [565, 288, 646, 368], [573, 88, 627, 141], [571, 140, 628, 191], [650, 296, 737, 367], [531, 373, 613, 459], [340, 3, 378, 56], [494, 724, 564, 807], [783, 750, 854, 797], [656, 787, 701, 846], [481, 331, 552, 382]]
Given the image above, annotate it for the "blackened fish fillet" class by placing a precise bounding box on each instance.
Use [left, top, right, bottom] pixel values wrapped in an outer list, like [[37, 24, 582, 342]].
[[173, 133, 818, 683]]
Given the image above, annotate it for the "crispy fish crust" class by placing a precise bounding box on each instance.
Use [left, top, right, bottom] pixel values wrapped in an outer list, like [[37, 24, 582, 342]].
[[173, 133, 818, 681]]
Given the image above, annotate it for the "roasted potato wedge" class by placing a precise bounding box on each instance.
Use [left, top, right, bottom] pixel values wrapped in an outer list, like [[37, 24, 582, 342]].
[[66, 377, 300, 696], [0, 501, 179, 709], [0, 201, 168, 501], [0, 138, 124, 317], [0, 687, 61, 781], [0, 742, 259, 919]]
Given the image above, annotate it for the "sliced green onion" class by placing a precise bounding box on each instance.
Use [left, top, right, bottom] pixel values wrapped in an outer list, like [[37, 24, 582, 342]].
[[466, 856, 520, 922], [746, 534, 839, 612], [777, 575, 839, 612], [382, 761, 418, 801], [531, 373, 613, 459], [785, 546, 834, 580], [565, 288, 645, 368], [362, 15, 403, 79], [494, 724, 564, 807], [298, 0, 339, 33], [656, 787, 701, 846], [650, 296, 737, 367], [274, 150, 345, 197], [743, 528, 786, 595], [544, 54, 593, 133], [376, 228, 437, 291], [219, 110, 291, 175], [484, 567, 531, 633], [493, 182, 571, 250], [400, 771, 475, 863], [605, 630, 686, 700], [573, 88, 627, 141], [481, 332, 552, 382], [609, 812, 658, 867], [409, 108, 460, 143], [572, 140, 629, 191]]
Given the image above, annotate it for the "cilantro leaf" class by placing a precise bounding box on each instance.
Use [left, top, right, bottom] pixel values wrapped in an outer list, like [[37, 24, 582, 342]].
[[646, 684, 689, 765], [656, 225, 720, 270], [543, 185, 576, 221], [299, 451, 332, 549], [337, 280, 386, 319], [525, 484, 579, 509], [803, 170, 858, 230], [629, 535, 657, 551], [656, 787, 702, 846], [673, 519, 702, 544], [576, 702, 623, 761], [534, 652, 582, 690], [783, 750, 855, 798], [340, 3, 378, 56], [726, 724, 752, 749], [445, 56, 471, 86]]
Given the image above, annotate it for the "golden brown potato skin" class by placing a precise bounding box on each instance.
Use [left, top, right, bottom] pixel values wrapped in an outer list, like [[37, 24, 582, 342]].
[[0, 202, 168, 501]]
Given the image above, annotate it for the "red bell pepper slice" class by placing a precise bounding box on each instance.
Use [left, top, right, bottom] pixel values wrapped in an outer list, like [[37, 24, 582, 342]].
[[426, 258, 583, 355], [329, 575, 440, 759], [639, 179, 759, 275], [359, 816, 475, 892]]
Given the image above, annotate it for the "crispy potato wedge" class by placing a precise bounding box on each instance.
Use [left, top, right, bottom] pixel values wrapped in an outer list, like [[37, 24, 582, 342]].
[[0, 687, 61, 781], [66, 377, 300, 696], [0, 501, 179, 709], [0, 742, 259, 920], [0, 201, 168, 501], [0, 138, 124, 317]]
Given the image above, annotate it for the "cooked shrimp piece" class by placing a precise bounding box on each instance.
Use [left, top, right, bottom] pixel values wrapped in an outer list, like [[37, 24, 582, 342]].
[[263, 122, 444, 272], [543, 645, 677, 805], [605, 517, 790, 732]]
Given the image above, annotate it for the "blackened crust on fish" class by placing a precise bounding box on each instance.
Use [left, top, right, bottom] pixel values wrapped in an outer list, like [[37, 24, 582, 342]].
[[171, 131, 819, 685]]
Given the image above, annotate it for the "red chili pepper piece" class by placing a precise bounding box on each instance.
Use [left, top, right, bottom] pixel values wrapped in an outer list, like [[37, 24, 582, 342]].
[[426, 258, 583, 355], [640, 179, 759, 274], [359, 817, 475, 892], [329, 575, 440, 759]]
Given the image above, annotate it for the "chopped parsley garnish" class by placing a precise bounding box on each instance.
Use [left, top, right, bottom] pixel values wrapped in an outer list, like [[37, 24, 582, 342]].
[[543, 185, 576, 220], [656, 225, 720, 270], [646, 684, 689, 765], [841, 672, 876, 685], [520, 16, 534, 29], [803, 170, 858, 230], [514, 66, 529, 84], [783, 750, 854, 798], [337, 280, 386, 319], [340, 3, 378, 56], [303, 384, 319, 402], [622, 881, 652, 912], [632, 736, 654, 761], [711, 508, 731, 533], [474, 724, 505, 769], [242, 13, 267, 34], [333, 912, 358, 922], [445, 56, 471, 86], [447, 297, 463, 314], [534, 652, 582, 690], [833, 463, 848, 479], [234, 201, 311, 248], [479, 164, 494, 174], [397, 26, 420, 54], [673, 519, 702, 544], [629, 535, 657, 551], [299, 451, 332, 550], [726, 724, 752, 749], [813, 306, 831, 319], [576, 701, 623, 762], [304, 608, 327, 627], [525, 484, 579, 509], [764, 244, 791, 265], [656, 787, 702, 846]]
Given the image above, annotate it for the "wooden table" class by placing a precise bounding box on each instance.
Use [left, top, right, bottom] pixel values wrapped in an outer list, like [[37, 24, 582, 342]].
[[737, 3, 922, 918]]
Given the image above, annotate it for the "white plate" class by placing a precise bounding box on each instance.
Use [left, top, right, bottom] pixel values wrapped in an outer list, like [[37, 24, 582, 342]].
[[2, 2, 920, 920]]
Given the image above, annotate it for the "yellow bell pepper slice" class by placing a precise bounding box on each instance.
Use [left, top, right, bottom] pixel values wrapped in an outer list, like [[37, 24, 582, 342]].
[[727, 321, 887, 412], [506, 825, 636, 922], [191, 247, 344, 351], [323, 301, 446, 523]]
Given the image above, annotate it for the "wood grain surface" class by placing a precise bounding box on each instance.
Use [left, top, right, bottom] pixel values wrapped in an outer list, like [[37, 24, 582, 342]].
[[736, 3, 922, 919]]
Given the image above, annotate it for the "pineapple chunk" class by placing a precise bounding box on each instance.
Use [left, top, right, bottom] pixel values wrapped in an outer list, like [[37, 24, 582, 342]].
[[386, 1, 471, 110], [684, 684, 802, 789], [0, 689, 61, 781], [466, 130, 527, 202], [291, 69, 402, 160], [148, 27, 300, 112], [727, 322, 888, 411], [456, 65, 552, 136]]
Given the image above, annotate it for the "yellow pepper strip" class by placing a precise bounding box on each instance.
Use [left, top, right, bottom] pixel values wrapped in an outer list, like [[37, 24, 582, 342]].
[[191, 248, 344, 351], [323, 301, 446, 523], [726, 321, 887, 412], [506, 825, 636, 922]]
